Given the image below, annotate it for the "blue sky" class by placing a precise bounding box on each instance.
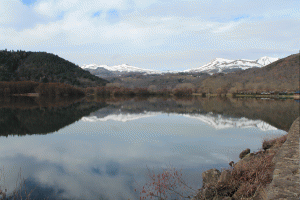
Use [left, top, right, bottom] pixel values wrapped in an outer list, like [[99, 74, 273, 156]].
[[1, 0, 299, 71]]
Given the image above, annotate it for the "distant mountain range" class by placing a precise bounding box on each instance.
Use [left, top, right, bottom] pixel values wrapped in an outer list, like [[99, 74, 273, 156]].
[[81, 56, 279, 77], [81, 64, 163, 77]]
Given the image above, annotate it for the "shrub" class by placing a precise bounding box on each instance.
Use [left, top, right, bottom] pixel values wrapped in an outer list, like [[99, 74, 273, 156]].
[[35, 83, 84, 97], [173, 88, 193, 97], [0, 81, 39, 96], [137, 167, 195, 200]]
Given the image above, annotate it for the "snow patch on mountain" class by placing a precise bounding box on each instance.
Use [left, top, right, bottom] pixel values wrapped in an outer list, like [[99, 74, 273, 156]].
[[257, 56, 279, 66], [81, 64, 162, 75], [183, 56, 279, 74]]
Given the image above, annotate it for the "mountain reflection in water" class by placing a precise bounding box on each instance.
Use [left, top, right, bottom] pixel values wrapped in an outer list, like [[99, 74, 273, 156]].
[[82, 111, 278, 131], [0, 97, 298, 200]]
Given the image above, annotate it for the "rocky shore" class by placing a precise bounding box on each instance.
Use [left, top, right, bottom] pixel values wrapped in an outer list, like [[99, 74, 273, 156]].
[[192, 117, 300, 200], [266, 116, 300, 199]]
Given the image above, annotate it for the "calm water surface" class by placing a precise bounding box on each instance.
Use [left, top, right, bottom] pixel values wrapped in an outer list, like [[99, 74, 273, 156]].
[[0, 97, 298, 199]]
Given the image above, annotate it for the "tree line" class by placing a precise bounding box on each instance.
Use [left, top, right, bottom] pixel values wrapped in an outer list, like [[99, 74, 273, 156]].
[[0, 81, 84, 97]]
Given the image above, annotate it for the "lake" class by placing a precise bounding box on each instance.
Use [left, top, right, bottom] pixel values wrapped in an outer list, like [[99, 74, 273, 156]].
[[0, 97, 298, 200]]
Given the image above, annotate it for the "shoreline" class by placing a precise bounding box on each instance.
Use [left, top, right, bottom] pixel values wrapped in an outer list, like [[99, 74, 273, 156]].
[[192, 117, 300, 200]]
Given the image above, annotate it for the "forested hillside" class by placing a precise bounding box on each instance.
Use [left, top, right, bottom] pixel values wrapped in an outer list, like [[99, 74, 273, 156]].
[[201, 53, 300, 94], [0, 50, 108, 87]]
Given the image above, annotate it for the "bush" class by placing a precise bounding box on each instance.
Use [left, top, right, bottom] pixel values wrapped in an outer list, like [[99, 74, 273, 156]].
[[173, 88, 193, 97], [35, 83, 84, 97], [0, 81, 39, 96], [138, 167, 195, 200]]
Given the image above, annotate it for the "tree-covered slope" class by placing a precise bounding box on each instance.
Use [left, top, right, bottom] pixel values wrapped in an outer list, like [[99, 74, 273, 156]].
[[0, 50, 108, 87], [201, 53, 300, 93]]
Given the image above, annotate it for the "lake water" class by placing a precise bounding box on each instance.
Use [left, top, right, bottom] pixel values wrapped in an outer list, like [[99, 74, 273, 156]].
[[0, 97, 298, 200]]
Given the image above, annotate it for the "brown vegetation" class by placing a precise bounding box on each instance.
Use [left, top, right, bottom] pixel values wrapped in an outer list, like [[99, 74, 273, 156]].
[[35, 82, 84, 97], [138, 167, 195, 200], [0, 81, 84, 98], [0, 81, 39, 96], [262, 134, 288, 151], [194, 134, 288, 200], [85, 86, 173, 98]]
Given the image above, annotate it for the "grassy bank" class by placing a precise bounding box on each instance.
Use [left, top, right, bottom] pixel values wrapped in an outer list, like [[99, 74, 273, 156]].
[[192, 134, 288, 200]]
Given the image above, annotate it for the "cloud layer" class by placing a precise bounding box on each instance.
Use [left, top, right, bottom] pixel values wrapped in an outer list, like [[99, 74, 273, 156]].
[[1, 0, 299, 70]]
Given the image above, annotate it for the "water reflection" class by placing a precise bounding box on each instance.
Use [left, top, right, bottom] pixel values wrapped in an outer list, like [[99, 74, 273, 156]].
[[0, 97, 297, 200], [83, 111, 278, 131], [0, 97, 107, 136]]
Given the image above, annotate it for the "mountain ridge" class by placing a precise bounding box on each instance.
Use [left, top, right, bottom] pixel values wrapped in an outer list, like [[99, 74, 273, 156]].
[[183, 56, 279, 74], [81, 56, 279, 77]]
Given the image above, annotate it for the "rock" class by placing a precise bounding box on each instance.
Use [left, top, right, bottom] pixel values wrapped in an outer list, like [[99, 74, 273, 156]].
[[262, 140, 276, 150], [242, 152, 255, 161], [202, 168, 221, 187], [218, 170, 232, 184], [239, 148, 250, 159]]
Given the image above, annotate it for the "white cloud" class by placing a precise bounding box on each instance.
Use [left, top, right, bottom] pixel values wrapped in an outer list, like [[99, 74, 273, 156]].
[[34, 0, 58, 17], [0, 0, 34, 25], [0, 0, 299, 70]]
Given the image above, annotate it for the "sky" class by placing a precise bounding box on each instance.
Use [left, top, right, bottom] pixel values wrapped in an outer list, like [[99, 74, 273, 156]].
[[1, 0, 299, 71]]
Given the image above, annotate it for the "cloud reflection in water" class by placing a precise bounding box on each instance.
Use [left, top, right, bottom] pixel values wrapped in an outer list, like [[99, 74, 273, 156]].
[[0, 112, 285, 199]]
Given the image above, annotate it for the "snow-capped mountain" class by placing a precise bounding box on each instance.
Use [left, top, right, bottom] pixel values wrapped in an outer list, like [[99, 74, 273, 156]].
[[81, 56, 279, 76], [81, 63, 162, 77], [183, 56, 279, 74], [257, 56, 279, 66]]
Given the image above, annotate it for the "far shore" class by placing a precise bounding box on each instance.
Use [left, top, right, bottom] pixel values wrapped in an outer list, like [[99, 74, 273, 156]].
[[192, 93, 295, 99], [6, 92, 298, 99], [12, 93, 40, 97]]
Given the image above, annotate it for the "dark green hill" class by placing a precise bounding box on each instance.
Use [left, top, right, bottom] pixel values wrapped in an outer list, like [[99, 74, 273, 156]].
[[202, 53, 300, 93], [0, 50, 108, 87]]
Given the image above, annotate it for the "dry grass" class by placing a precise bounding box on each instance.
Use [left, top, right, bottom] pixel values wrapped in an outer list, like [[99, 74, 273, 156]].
[[0, 168, 39, 200], [229, 152, 275, 198], [262, 134, 287, 150], [197, 134, 288, 199]]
